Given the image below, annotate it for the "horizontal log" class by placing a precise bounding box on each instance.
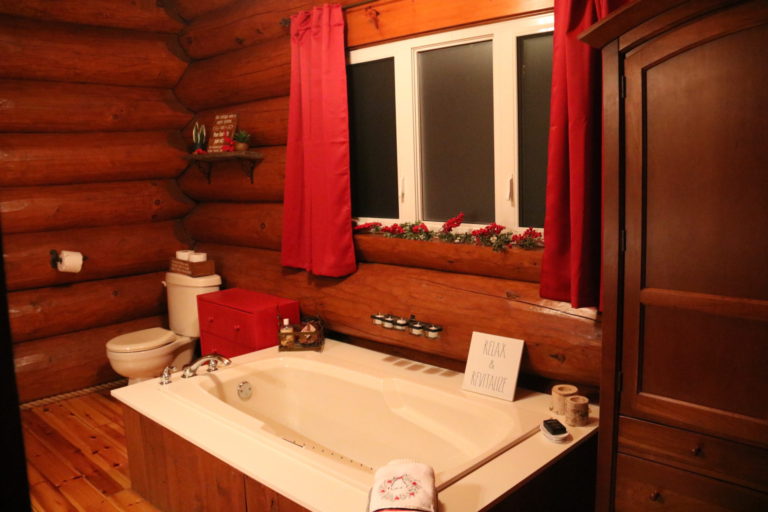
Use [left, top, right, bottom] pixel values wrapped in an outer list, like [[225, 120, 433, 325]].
[[0, 131, 187, 186], [180, 0, 363, 59], [0, 180, 194, 234], [184, 203, 283, 250], [170, 0, 238, 22], [183, 96, 289, 147], [178, 145, 285, 202], [0, 79, 192, 132], [180, 0, 553, 59], [346, 0, 554, 49], [3, 221, 191, 291], [174, 38, 290, 112], [13, 315, 165, 402], [0, 0, 183, 33], [0, 16, 187, 88], [8, 272, 166, 343], [197, 243, 601, 385], [355, 235, 542, 283]]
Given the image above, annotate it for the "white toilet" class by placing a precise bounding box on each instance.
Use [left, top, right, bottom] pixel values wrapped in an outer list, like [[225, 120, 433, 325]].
[[106, 272, 222, 384]]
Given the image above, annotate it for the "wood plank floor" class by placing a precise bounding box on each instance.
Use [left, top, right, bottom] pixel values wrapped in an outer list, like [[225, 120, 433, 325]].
[[21, 389, 161, 512]]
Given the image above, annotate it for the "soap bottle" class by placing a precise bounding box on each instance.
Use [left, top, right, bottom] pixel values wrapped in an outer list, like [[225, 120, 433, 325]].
[[279, 318, 295, 347]]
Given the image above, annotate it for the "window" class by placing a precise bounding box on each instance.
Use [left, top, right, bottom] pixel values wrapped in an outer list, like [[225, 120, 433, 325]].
[[348, 15, 554, 230]]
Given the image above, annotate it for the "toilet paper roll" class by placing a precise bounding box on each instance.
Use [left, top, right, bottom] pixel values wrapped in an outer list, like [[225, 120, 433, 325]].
[[550, 384, 578, 415], [57, 250, 83, 273], [188, 252, 207, 262], [176, 250, 194, 261], [565, 395, 590, 427]]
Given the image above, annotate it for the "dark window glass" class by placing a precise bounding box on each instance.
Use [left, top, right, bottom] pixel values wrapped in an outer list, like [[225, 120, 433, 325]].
[[517, 32, 553, 228], [418, 41, 495, 224], [347, 58, 399, 219]]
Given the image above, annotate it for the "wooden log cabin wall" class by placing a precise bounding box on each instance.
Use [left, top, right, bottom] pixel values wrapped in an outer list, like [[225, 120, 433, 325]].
[[174, 0, 601, 390], [0, 1, 193, 402], [2, 0, 601, 403]]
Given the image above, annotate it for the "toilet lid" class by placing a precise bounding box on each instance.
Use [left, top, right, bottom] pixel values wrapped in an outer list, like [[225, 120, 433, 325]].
[[106, 327, 176, 353]]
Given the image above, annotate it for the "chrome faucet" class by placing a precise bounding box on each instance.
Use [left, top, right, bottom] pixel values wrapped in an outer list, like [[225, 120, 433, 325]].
[[181, 353, 232, 378]]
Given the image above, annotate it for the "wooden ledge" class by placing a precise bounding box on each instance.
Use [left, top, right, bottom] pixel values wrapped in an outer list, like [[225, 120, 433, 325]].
[[354, 234, 542, 283]]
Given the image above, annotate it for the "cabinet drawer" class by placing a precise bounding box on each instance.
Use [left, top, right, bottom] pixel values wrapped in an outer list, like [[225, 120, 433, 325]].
[[615, 454, 767, 511], [618, 416, 768, 493]]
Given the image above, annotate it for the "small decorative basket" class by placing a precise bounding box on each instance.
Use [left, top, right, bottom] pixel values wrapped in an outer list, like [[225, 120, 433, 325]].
[[278, 316, 325, 352]]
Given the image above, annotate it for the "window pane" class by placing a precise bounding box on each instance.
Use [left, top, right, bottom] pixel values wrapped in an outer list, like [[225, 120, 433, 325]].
[[348, 58, 399, 219], [418, 41, 495, 224], [517, 33, 553, 228]]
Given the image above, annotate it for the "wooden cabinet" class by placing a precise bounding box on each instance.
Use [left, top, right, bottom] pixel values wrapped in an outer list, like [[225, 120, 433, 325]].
[[583, 1, 768, 510]]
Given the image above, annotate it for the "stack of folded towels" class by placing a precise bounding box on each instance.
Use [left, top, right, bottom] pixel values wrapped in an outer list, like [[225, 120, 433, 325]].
[[368, 459, 436, 512]]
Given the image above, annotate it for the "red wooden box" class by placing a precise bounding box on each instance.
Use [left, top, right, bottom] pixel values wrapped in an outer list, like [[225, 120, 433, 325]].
[[197, 288, 300, 358]]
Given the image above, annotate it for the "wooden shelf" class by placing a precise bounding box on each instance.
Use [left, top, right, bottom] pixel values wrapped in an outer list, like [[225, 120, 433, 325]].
[[183, 151, 264, 183]]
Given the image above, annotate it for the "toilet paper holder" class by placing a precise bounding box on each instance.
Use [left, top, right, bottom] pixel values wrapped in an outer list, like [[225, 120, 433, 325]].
[[49, 249, 88, 269]]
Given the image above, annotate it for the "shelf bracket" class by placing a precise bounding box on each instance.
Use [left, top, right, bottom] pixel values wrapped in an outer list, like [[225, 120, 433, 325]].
[[238, 159, 256, 184]]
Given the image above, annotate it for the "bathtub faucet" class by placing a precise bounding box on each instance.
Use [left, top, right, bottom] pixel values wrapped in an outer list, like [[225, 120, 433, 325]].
[[181, 353, 232, 378]]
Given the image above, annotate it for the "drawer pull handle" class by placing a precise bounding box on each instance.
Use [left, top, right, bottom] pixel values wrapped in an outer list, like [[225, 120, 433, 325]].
[[691, 446, 702, 457], [234, 324, 241, 331], [649, 490, 662, 502]]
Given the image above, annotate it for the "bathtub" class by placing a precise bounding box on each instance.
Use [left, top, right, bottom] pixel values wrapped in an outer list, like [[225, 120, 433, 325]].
[[113, 340, 598, 511]]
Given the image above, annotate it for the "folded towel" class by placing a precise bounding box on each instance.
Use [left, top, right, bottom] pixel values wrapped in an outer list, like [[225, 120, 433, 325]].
[[368, 459, 436, 512]]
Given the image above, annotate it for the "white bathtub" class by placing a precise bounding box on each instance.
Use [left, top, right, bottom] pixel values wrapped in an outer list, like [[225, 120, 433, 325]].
[[113, 340, 598, 511]]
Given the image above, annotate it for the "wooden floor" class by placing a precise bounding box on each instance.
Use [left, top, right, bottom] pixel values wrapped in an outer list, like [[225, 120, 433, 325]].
[[21, 389, 161, 512]]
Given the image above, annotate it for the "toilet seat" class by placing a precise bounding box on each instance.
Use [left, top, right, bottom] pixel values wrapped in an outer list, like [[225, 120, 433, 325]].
[[106, 327, 176, 353]]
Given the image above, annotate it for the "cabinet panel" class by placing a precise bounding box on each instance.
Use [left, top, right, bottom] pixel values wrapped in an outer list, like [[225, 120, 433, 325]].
[[615, 454, 768, 511], [618, 417, 768, 492], [620, 2, 768, 447]]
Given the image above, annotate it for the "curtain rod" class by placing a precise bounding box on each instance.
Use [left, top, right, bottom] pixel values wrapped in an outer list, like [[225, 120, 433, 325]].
[[279, 0, 379, 27]]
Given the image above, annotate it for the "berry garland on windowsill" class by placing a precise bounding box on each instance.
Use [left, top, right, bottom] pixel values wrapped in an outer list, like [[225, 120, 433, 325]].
[[353, 213, 544, 252]]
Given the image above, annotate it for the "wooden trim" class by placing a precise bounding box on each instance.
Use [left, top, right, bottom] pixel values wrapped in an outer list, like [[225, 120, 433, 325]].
[[640, 288, 768, 321], [355, 235, 542, 283], [346, 0, 554, 49], [596, 38, 622, 512]]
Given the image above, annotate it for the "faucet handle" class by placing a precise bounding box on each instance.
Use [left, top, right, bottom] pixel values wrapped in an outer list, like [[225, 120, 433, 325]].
[[207, 359, 219, 372], [160, 365, 176, 385]]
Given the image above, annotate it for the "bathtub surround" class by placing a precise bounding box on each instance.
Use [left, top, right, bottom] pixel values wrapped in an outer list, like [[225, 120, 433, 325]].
[[113, 340, 599, 511]]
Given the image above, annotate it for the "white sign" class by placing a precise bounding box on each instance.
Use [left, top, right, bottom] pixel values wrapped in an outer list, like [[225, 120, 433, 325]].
[[462, 332, 524, 401]]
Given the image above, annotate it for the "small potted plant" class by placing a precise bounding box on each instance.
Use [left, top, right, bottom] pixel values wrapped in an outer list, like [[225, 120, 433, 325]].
[[233, 129, 251, 152], [191, 122, 207, 153]]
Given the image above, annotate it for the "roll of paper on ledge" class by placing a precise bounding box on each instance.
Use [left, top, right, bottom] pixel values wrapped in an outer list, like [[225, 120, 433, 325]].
[[188, 252, 207, 262], [550, 384, 578, 415], [57, 250, 84, 273], [175, 250, 194, 261]]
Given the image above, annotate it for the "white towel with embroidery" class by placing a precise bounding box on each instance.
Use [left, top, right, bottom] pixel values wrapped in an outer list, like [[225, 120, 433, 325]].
[[368, 459, 436, 512]]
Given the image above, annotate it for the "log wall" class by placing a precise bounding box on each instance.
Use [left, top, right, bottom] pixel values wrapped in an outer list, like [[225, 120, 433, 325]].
[[1, 5, 193, 401], [173, 0, 601, 388]]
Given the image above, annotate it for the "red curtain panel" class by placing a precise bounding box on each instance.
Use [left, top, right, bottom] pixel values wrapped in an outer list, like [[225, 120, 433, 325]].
[[281, 4, 357, 277], [540, 0, 629, 308]]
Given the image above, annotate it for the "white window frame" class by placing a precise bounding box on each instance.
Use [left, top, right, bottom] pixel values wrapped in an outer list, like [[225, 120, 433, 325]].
[[348, 13, 554, 232]]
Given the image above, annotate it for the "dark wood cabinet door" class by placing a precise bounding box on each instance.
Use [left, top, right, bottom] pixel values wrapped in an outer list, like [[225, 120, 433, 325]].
[[620, 1, 768, 447]]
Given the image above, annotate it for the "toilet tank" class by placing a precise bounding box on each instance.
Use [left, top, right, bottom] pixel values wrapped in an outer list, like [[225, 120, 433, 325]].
[[165, 272, 222, 337]]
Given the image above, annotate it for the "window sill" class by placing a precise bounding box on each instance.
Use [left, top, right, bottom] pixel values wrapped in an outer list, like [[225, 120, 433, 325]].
[[353, 233, 542, 283]]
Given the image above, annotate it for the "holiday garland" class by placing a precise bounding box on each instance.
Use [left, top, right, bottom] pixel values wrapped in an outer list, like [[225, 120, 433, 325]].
[[354, 212, 543, 252]]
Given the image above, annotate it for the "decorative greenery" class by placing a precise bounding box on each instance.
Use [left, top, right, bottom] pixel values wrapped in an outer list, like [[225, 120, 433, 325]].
[[353, 212, 544, 252], [192, 122, 206, 146], [233, 130, 251, 143]]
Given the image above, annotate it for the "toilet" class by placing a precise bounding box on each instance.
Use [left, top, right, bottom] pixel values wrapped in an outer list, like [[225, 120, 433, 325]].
[[106, 272, 222, 384]]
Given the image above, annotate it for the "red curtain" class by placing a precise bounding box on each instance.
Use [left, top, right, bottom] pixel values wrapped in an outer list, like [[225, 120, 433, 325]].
[[540, 0, 629, 308], [281, 4, 357, 277]]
